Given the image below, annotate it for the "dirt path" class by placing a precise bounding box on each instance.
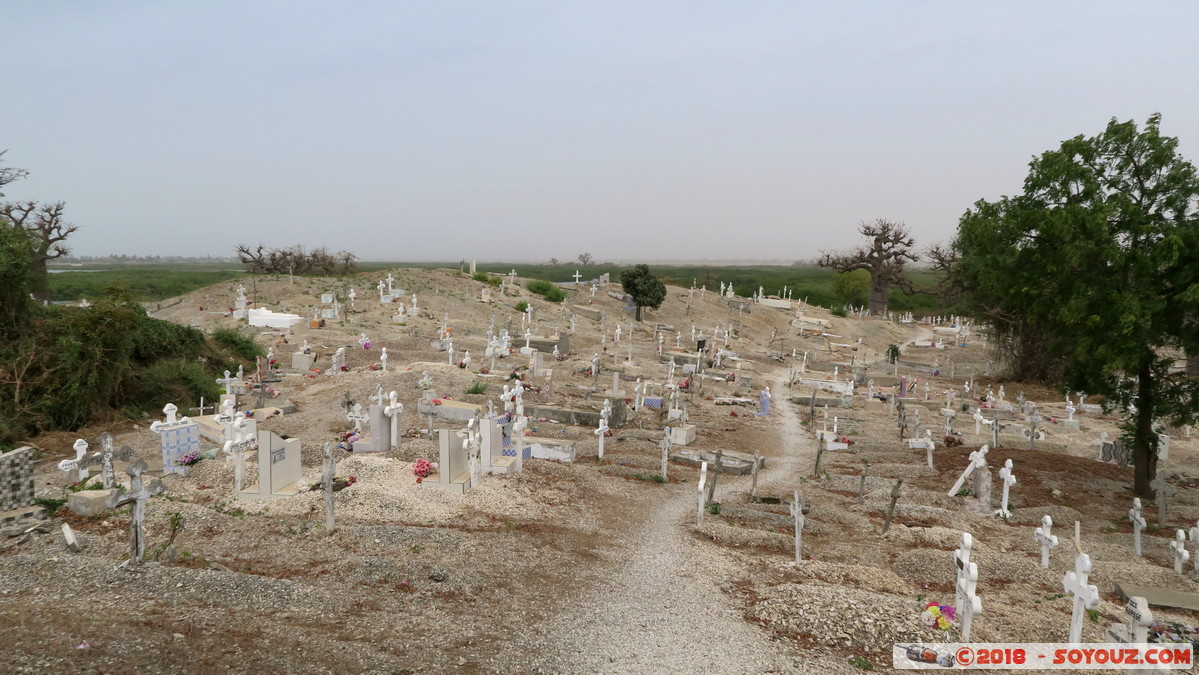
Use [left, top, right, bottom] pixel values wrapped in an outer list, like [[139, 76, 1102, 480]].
[[493, 368, 837, 674]]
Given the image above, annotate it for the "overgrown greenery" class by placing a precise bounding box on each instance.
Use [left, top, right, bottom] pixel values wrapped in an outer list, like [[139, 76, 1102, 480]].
[[0, 271, 261, 448], [514, 300, 529, 313], [526, 279, 566, 302], [472, 271, 501, 287], [940, 114, 1199, 497], [212, 327, 264, 362], [465, 381, 488, 395]]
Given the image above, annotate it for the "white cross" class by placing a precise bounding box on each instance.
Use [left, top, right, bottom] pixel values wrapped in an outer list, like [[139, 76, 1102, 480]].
[[1171, 529, 1191, 574], [1034, 515, 1059, 568], [948, 445, 989, 497], [1063, 553, 1100, 643], [572, 270, 582, 284], [223, 414, 257, 493], [57, 439, 94, 481], [381, 347, 388, 372], [954, 533, 982, 641], [216, 370, 238, 396], [346, 403, 369, 432], [995, 459, 1016, 518], [384, 391, 403, 448], [1189, 520, 1199, 573], [594, 416, 609, 460], [1129, 498, 1146, 557], [696, 461, 708, 526]]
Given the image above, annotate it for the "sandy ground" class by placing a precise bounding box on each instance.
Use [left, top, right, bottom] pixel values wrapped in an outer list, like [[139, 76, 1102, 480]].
[[3, 267, 1198, 674]]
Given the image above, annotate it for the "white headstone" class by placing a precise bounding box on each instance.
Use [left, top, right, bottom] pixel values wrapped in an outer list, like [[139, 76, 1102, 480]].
[[1063, 553, 1100, 643], [1034, 515, 1059, 568], [954, 533, 982, 642]]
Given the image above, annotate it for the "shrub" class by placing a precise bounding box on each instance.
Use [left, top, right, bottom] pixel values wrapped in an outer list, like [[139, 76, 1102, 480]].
[[830, 305, 848, 318], [212, 328, 263, 362], [514, 301, 529, 313], [526, 279, 566, 303], [471, 271, 489, 283], [465, 381, 487, 395]]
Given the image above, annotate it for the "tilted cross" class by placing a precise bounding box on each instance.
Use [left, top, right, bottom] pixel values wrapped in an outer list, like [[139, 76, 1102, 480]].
[[948, 445, 989, 497], [955, 533, 983, 641]]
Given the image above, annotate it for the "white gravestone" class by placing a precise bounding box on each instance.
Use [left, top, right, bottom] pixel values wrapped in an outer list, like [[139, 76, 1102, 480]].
[[954, 533, 983, 642], [1130, 498, 1146, 557], [149, 403, 200, 476], [1170, 530, 1190, 574], [57, 439, 98, 483], [995, 459, 1016, 518], [696, 461, 708, 526], [791, 491, 805, 564], [1106, 596, 1153, 645], [948, 445, 989, 497], [1034, 515, 1059, 568], [1063, 553, 1100, 643]]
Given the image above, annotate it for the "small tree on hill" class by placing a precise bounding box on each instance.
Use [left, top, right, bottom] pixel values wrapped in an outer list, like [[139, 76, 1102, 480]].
[[818, 219, 917, 314], [577, 252, 594, 266], [620, 264, 666, 322]]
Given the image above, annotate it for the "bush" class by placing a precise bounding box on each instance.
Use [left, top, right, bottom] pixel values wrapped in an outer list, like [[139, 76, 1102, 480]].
[[471, 271, 489, 283], [212, 328, 263, 362], [830, 306, 848, 317], [465, 381, 487, 395], [526, 279, 566, 303], [514, 301, 529, 313]]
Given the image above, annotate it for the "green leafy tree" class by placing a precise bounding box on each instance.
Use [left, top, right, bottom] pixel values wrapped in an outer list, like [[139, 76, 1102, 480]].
[[620, 264, 666, 322], [830, 269, 871, 307], [0, 221, 34, 339], [943, 114, 1199, 497]]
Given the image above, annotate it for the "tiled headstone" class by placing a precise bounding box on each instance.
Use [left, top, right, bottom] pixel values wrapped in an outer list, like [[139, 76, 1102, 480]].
[[0, 447, 35, 514], [150, 403, 201, 476]]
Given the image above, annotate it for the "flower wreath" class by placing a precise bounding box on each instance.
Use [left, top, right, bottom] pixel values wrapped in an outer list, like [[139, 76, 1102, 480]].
[[921, 602, 956, 630]]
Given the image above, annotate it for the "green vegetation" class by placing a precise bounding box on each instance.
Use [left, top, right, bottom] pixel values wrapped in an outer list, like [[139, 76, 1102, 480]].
[[465, 381, 488, 395], [620, 264, 667, 321], [830, 306, 848, 318], [34, 496, 66, 515], [472, 271, 501, 286], [848, 655, 874, 671], [514, 300, 529, 313], [940, 114, 1199, 497], [831, 268, 871, 306], [47, 268, 241, 302], [212, 327, 264, 362], [706, 502, 721, 515], [526, 279, 566, 302]]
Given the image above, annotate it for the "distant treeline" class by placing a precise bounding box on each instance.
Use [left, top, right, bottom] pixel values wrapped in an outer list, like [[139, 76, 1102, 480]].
[[46, 261, 954, 314]]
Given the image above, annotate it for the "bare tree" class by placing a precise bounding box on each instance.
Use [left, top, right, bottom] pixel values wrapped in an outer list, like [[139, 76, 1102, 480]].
[[548, 257, 560, 266], [577, 252, 594, 266], [0, 150, 28, 198], [0, 200, 77, 300], [818, 220, 917, 314], [235, 244, 358, 276]]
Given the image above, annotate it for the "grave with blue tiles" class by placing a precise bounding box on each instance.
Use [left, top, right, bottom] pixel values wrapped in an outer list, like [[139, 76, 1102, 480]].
[[150, 403, 201, 476]]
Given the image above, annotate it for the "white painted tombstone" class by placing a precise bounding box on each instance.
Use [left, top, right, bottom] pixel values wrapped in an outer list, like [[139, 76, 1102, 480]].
[[948, 445, 989, 497], [380, 347, 388, 372], [594, 410, 610, 460], [954, 533, 983, 641], [995, 459, 1016, 518], [346, 403, 369, 433], [329, 347, 346, 374], [223, 414, 257, 493], [1063, 553, 1101, 643], [384, 392, 403, 449], [1034, 515, 1059, 568], [1130, 498, 1146, 557], [1171, 530, 1191, 574], [240, 429, 302, 499], [1106, 596, 1153, 646], [149, 403, 200, 476], [57, 439, 97, 482], [696, 461, 708, 526]]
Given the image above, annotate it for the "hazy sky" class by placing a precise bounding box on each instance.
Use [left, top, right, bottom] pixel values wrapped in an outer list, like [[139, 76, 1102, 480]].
[[4, 2, 1197, 262]]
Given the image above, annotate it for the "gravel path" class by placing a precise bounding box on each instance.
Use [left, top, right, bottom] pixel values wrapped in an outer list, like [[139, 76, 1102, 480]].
[[497, 369, 860, 674]]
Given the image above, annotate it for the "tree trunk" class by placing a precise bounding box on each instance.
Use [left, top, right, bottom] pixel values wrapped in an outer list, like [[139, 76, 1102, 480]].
[[1132, 359, 1157, 498], [30, 257, 49, 303], [635, 306, 642, 322], [867, 276, 888, 315]]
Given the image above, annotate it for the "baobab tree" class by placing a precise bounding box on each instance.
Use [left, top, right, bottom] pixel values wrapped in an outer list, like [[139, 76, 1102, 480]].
[[0, 200, 77, 301], [818, 219, 917, 314]]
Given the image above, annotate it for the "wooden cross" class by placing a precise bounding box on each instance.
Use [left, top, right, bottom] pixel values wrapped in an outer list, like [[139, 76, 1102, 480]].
[[790, 490, 805, 564], [881, 478, 903, 535], [322, 443, 336, 536]]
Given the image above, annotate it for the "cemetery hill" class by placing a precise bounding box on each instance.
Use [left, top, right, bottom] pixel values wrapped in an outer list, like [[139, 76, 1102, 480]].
[[4, 115, 1199, 672]]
